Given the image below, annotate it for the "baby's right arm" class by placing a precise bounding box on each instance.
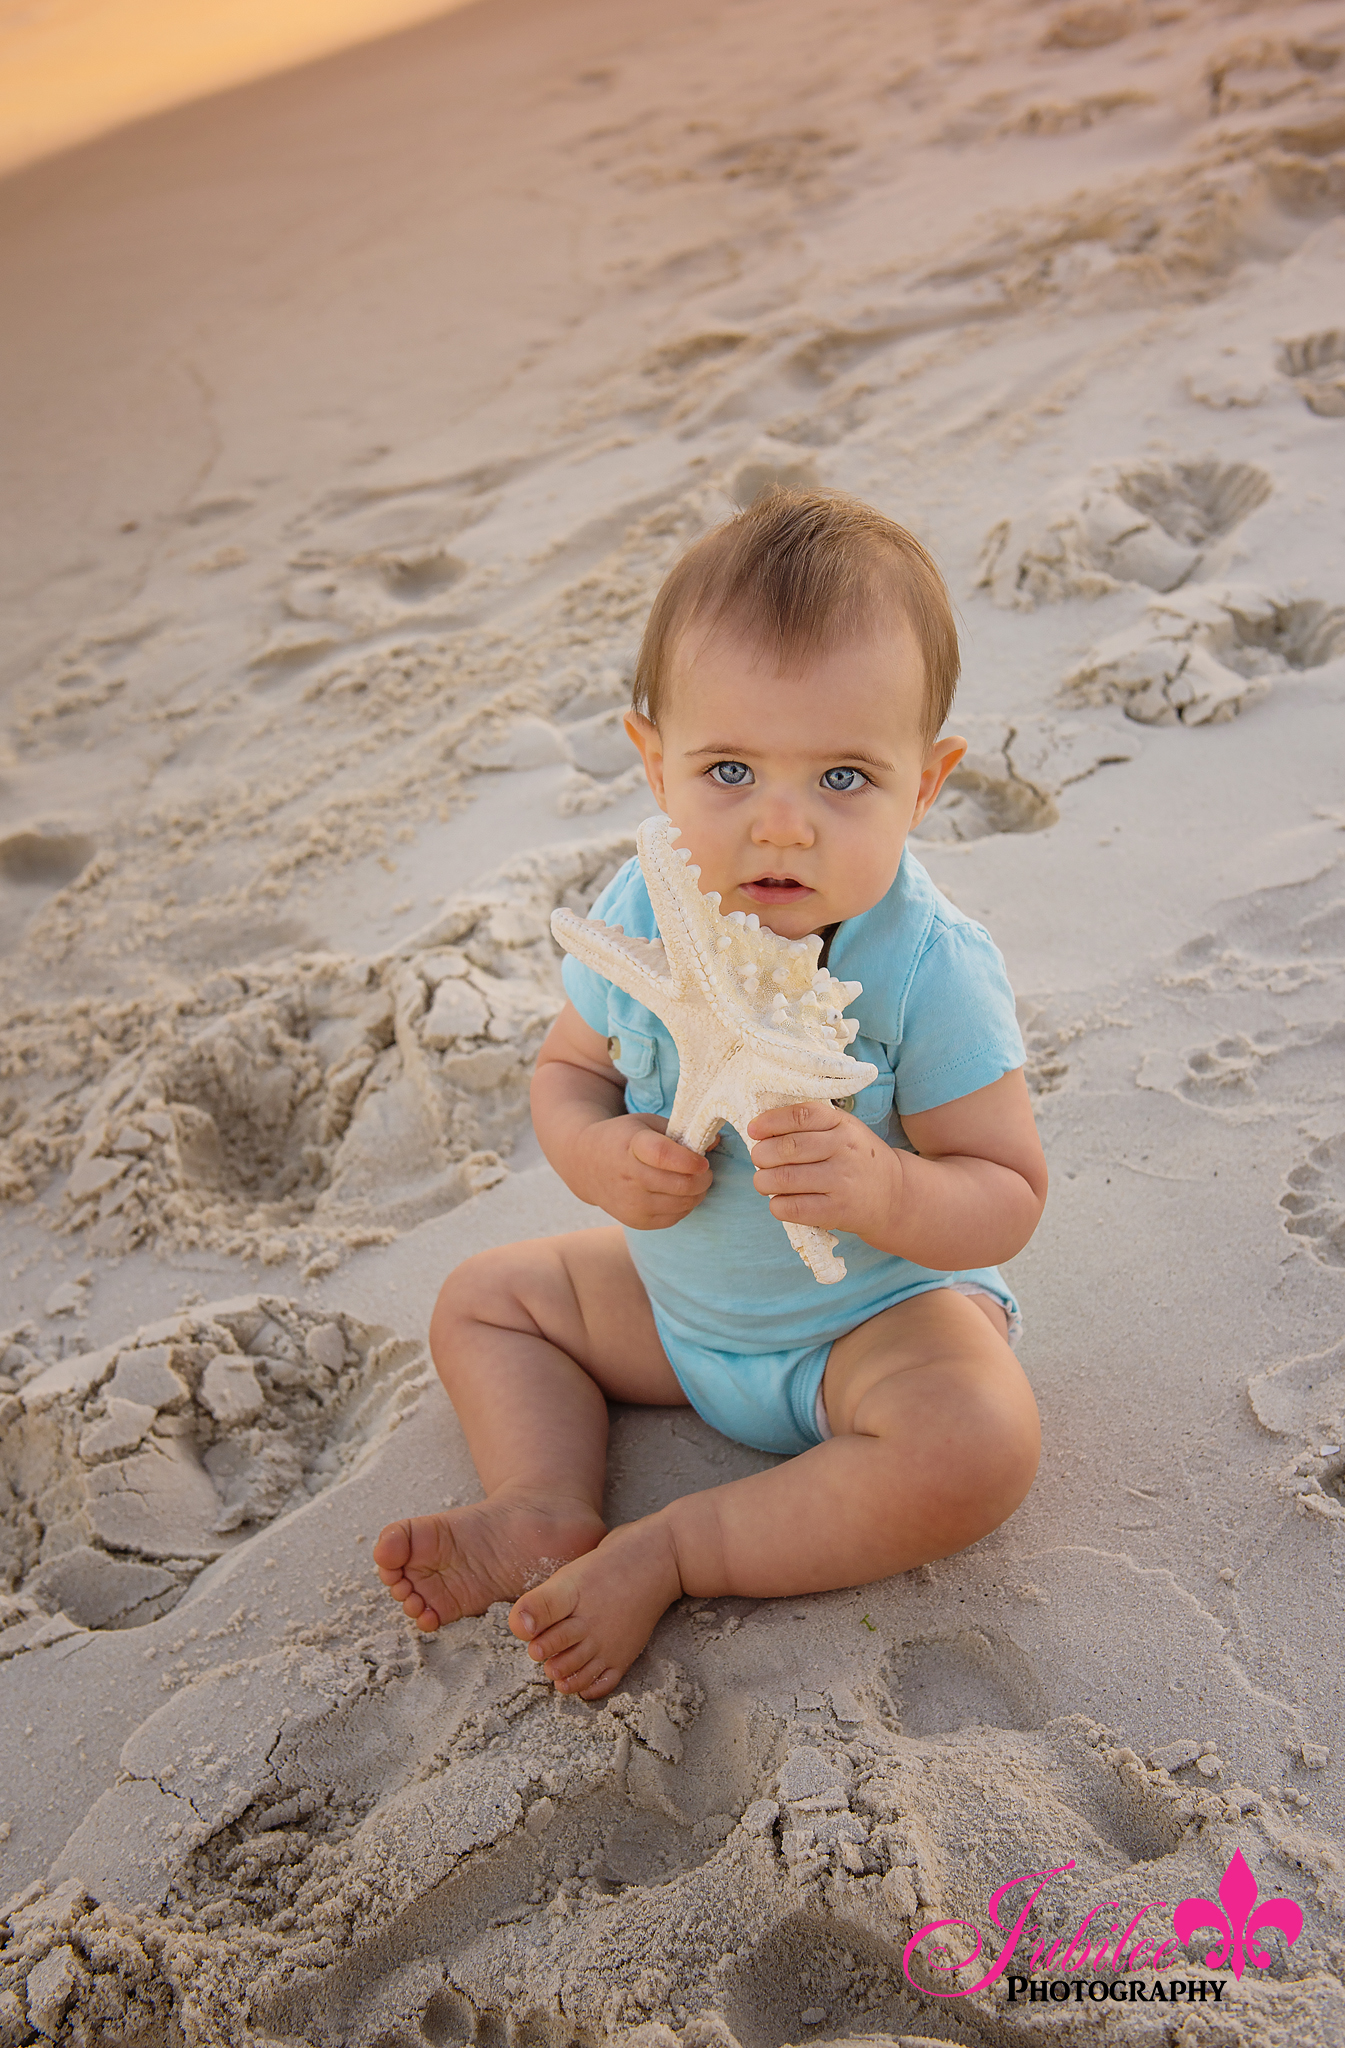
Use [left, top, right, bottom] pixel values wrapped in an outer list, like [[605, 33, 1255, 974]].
[[531, 1002, 713, 1229]]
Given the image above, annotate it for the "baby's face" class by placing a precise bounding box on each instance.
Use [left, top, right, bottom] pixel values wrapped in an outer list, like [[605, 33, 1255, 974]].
[[626, 612, 965, 940]]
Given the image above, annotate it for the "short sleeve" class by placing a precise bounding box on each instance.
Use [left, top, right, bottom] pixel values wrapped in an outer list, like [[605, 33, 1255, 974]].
[[561, 952, 613, 1037], [558, 856, 645, 1038], [894, 920, 1024, 1116]]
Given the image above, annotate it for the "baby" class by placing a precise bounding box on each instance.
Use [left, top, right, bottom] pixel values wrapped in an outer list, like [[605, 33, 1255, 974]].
[[375, 489, 1046, 1698]]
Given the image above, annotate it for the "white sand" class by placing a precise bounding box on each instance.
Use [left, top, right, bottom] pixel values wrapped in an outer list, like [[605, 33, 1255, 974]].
[[2, 0, 1345, 2041]]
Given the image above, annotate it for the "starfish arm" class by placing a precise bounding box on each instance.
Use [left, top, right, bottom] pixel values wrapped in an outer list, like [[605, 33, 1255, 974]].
[[667, 1101, 729, 1155], [551, 909, 675, 1015], [636, 821, 720, 1000], [783, 1221, 847, 1285], [664, 1062, 735, 1153], [734, 1047, 881, 1117], [668, 1043, 878, 1157]]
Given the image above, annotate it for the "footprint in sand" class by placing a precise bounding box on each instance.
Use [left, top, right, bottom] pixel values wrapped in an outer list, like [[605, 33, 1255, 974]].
[[1066, 584, 1345, 726], [2, 831, 632, 1266], [913, 714, 1060, 843], [0, 825, 97, 889], [914, 710, 1138, 844], [0, 823, 100, 956], [978, 455, 1273, 608], [1280, 1132, 1345, 1268], [879, 1626, 1047, 1736], [1278, 329, 1345, 417], [1136, 1022, 1345, 1119], [1248, 1333, 1345, 1526], [460, 700, 647, 818], [282, 546, 469, 635], [1, 1294, 423, 1631], [1160, 860, 1345, 996]]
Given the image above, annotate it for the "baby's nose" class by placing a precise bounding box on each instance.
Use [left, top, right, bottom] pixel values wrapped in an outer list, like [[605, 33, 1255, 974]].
[[750, 794, 814, 845]]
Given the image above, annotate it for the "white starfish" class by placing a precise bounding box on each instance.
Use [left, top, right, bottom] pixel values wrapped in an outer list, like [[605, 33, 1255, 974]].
[[551, 813, 878, 1283]]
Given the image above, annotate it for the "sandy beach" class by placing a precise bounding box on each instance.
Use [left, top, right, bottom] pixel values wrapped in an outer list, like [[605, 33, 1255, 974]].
[[2, 0, 1345, 2040]]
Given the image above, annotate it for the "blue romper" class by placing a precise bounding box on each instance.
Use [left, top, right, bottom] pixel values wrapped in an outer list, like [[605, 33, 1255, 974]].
[[561, 846, 1026, 1456]]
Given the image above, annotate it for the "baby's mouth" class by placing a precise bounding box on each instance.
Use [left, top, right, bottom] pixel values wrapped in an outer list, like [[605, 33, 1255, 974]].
[[742, 875, 813, 904]]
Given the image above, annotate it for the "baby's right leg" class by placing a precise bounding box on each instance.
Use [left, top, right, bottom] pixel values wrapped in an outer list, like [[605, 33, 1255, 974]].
[[374, 1228, 685, 1631]]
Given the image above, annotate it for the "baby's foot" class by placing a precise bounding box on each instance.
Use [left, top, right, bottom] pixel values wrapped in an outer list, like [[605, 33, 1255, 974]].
[[508, 1514, 684, 1700], [373, 1491, 606, 1632]]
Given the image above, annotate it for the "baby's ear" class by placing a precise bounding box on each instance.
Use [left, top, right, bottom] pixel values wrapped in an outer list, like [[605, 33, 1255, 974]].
[[913, 733, 966, 825], [624, 712, 666, 802]]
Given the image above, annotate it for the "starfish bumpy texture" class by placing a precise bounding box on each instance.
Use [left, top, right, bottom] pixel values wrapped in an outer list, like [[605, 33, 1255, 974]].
[[551, 814, 879, 1283]]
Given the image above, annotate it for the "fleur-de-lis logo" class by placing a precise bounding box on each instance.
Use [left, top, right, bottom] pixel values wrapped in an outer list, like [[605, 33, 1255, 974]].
[[1173, 1851, 1304, 1978]]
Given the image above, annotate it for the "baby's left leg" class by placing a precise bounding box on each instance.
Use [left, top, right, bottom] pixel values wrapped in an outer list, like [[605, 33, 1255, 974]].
[[512, 1287, 1039, 1697]]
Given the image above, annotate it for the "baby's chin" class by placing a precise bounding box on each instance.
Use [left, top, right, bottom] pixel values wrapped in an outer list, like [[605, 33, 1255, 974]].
[[680, 858, 898, 935], [722, 884, 837, 939]]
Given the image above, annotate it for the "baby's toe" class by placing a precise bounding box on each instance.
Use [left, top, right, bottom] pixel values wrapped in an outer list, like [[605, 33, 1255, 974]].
[[510, 1569, 580, 1642], [525, 1612, 588, 1664], [577, 1664, 621, 1700], [372, 1520, 412, 1572], [542, 1635, 598, 1682], [556, 1651, 614, 1695]]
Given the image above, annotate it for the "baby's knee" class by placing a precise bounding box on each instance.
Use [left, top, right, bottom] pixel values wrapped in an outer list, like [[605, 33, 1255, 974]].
[[956, 1373, 1040, 1524], [881, 1365, 1037, 1555], [430, 1245, 527, 1365]]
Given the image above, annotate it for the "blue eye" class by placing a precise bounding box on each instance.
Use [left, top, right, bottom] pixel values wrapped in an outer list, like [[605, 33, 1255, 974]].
[[821, 766, 867, 793], [708, 761, 753, 787]]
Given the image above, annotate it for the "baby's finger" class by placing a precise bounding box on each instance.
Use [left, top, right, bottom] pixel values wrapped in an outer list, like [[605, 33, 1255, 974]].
[[629, 1189, 711, 1228], [754, 1161, 831, 1197], [747, 1101, 842, 1142], [766, 1192, 836, 1224], [750, 1129, 834, 1171], [631, 1126, 712, 1176], [633, 1115, 719, 1153], [636, 1166, 713, 1202]]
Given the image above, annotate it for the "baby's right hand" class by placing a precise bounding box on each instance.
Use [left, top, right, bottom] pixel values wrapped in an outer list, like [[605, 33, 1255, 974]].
[[579, 1114, 714, 1229]]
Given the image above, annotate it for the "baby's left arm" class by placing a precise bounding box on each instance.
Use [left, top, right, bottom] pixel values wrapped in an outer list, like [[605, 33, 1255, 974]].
[[748, 1068, 1047, 1270]]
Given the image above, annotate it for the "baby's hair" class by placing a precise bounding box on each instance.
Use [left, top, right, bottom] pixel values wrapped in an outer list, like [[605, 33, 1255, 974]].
[[633, 487, 960, 739]]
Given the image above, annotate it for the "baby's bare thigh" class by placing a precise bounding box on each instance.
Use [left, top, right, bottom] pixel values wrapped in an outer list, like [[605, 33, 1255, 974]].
[[436, 1227, 687, 1407], [820, 1287, 1015, 1438]]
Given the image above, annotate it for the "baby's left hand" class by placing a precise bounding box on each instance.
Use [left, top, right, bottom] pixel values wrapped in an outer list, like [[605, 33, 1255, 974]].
[[748, 1101, 901, 1244]]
